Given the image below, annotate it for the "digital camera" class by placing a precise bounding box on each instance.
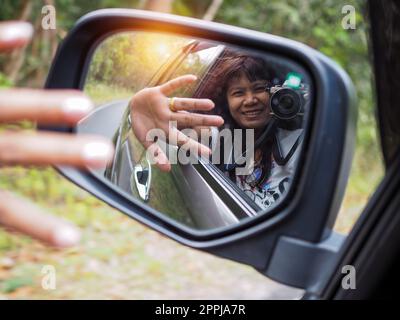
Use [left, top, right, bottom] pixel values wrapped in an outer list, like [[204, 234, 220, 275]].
[[268, 83, 309, 121]]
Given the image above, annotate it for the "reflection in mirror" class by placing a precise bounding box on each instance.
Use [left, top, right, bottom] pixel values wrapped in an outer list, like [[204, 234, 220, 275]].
[[79, 31, 312, 231]]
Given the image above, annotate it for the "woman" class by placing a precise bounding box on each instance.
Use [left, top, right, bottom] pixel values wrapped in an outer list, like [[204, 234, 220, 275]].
[[198, 50, 303, 208], [129, 49, 303, 209]]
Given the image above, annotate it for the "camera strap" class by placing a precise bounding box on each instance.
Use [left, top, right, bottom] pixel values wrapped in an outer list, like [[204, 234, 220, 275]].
[[273, 129, 303, 166], [224, 119, 277, 172]]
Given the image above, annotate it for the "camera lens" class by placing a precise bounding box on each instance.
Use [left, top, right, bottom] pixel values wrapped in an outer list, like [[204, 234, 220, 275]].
[[270, 87, 301, 120], [279, 95, 294, 112]]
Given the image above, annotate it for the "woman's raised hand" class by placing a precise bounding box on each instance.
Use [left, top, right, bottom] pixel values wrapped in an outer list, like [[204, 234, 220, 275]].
[[130, 75, 224, 171]]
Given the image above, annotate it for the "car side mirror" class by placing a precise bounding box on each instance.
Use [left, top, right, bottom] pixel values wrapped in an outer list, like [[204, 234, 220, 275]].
[[44, 9, 356, 294]]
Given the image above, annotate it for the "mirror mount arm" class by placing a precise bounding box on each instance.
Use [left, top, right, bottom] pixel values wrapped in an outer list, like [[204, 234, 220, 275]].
[[263, 231, 346, 295]]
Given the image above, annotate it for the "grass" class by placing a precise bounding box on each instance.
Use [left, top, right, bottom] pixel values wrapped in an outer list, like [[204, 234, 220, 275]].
[[84, 82, 134, 106]]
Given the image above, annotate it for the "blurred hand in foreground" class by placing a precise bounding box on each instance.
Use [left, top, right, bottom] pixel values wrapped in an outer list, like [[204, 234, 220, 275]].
[[0, 21, 114, 248]]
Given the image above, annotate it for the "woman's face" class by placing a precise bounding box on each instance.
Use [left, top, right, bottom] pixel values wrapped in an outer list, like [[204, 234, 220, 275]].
[[226, 73, 271, 130]]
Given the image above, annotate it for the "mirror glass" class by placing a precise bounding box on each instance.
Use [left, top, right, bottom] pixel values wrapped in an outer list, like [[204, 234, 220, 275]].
[[79, 31, 312, 230]]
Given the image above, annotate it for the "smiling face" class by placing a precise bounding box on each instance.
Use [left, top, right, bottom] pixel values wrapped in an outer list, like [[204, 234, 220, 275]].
[[226, 72, 271, 130]]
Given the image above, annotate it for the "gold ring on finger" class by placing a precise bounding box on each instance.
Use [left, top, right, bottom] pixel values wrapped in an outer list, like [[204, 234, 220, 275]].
[[169, 97, 177, 112]]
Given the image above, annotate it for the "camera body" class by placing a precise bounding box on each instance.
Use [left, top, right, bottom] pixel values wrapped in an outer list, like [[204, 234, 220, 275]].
[[269, 83, 309, 121]]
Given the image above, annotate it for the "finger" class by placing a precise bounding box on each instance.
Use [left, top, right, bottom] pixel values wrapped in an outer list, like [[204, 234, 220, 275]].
[[0, 21, 33, 51], [0, 89, 94, 125], [146, 142, 171, 172], [0, 132, 114, 168], [173, 112, 224, 128], [169, 97, 215, 112], [170, 126, 211, 159], [138, 130, 172, 172], [174, 111, 215, 131], [159, 74, 197, 96], [0, 191, 81, 248], [191, 126, 212, 136]]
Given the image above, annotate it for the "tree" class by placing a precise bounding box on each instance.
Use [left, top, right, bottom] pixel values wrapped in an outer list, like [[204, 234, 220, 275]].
[[203, 0, 224, 21]]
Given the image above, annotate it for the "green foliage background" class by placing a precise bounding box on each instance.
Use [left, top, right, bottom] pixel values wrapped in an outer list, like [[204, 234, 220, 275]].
[[0, 0, 383, 297]]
